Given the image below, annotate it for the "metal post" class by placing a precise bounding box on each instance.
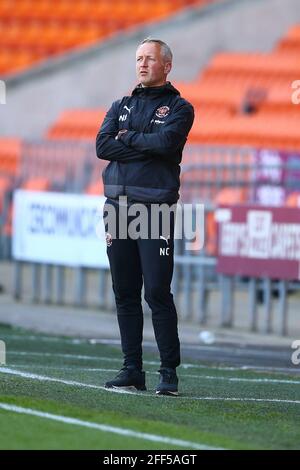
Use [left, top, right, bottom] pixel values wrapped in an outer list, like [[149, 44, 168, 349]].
[[98, 269, 107, 308], [182, 252, 193, 320], [220, 274, 234, 327], [31, 263, 41, 303], [109, 278, 115, 310], [198, 264, 208, 324], [171, 263, 179, 299], [13, 261, 22, 300], [172, 238, 181, 306], [278, 280, 288, 336], [2, 235, 11, 260], [56, 266, 65, 305], [263, 277, 272, 333], [43, 264, 53, 304], [75, 267, 86, 307], [248, 277, 258, 332]]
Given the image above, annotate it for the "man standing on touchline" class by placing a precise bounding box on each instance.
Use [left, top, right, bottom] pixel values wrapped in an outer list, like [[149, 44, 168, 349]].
[[96, 38, 194, 395]]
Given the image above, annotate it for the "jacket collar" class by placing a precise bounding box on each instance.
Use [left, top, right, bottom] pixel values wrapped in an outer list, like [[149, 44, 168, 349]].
[[132, 81, 180, 97]]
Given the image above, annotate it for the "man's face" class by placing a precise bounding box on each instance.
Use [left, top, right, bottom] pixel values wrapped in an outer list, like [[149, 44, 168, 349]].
[[136, 42, 172, 87]]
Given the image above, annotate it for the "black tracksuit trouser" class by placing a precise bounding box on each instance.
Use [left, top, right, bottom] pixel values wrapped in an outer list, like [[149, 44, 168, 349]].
[[104, 198, 180, 371]]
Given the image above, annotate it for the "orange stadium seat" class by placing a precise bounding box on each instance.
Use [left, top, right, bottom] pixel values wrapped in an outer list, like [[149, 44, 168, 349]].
[[202, 52, 300, 80], [285, 192, 300, 208], [175, 81, 246, 112], [0, 175, 10, 193], [0, 175, 11, 214], [46, 109, 106, 140], [2, 176, 52, 239], [21, 177, 52, 191], [189, 111, 300, 151], [0, 0, 216, 76], [173, 24, 300, 153], [276, 25, 300, 54], [256, 85, 299, 116], [176, 79, 297, 118], [85, 180, 104, 196], [0, 138, 22, 176], [205, 187, 248, 256]]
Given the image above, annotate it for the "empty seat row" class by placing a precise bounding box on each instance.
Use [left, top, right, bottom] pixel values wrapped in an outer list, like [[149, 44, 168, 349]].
[[0, 0, 216, 75]]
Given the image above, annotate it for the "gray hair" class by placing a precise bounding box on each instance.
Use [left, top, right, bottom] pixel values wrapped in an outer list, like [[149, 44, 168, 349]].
[[139, 38, 173, 63]]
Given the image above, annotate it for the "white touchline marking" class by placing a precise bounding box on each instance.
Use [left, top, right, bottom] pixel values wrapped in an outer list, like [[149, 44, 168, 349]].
[[7, 351, 300, 374], [1, 368, 300, 407], [186, 397, 300, 405], [0, 367, 108, 390], [1, 334, 118, 345], [178, 374, 300, 385], [237, 365, 300, 373], [8, 351, 120, 361], [0, 402, 220, 450], [7, 364, 300, 386], [8, 365, 120, 373], [0, 334, 64, 343]]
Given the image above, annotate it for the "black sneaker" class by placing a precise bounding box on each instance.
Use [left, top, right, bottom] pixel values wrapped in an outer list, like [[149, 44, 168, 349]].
[[105, 366, 146, 391], [156, 367, 178, 396]]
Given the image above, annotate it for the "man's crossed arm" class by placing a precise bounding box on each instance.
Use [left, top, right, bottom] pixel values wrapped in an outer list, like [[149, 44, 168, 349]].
[[96, 100, 194, 163]]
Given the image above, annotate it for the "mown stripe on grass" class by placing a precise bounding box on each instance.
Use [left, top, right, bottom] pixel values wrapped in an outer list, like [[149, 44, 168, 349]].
[[0, 402, 220, 450], [1, 367, 300, 406], [9, 365, 120, 373], [8, 351, 119, 361], [187, 396, 300, 404], [179, 374, 300, 385]]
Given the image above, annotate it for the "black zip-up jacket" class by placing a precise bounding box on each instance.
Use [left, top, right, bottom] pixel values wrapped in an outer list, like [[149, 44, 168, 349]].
[[96, 82, 194, 204]]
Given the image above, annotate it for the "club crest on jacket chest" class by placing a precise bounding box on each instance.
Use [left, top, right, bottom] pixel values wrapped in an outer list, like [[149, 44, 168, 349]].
[[155, 106, 170, 118]]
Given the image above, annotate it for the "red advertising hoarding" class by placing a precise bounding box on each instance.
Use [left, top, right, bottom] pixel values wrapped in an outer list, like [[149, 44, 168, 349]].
[[216, 205, 300, 280]]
